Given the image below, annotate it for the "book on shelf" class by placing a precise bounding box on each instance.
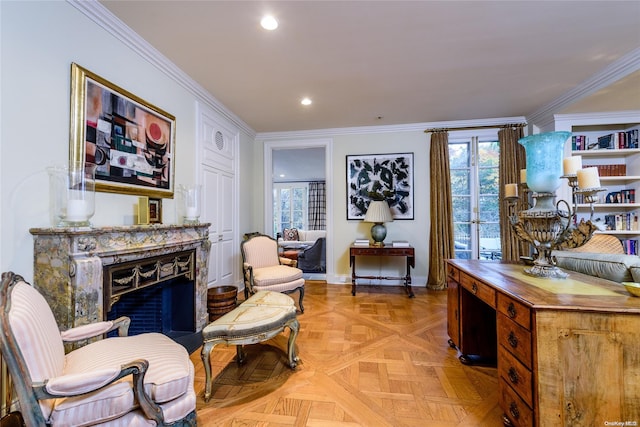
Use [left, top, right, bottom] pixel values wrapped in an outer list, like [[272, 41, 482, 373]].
[[391, 240, 410, 247], [353, 239, 370, 246], [571, 128, 638, 151], [604, 213, 638, 231]]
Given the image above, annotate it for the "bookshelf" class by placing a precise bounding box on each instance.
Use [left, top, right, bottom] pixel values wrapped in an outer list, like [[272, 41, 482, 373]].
[[555, 111, 640, 255]]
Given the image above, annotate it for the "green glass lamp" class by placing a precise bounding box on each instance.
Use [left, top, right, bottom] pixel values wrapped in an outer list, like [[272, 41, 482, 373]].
[[364, 200, 394, 247]]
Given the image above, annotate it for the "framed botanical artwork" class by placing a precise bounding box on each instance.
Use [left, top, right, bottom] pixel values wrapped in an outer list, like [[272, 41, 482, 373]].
[[346, 152, 414, 220], [149, 198, 162, 223], [69, 63, 176, 198]]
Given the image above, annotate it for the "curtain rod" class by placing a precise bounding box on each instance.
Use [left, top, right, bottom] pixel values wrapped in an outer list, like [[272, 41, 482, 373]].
[[424, 123, 527, 133]]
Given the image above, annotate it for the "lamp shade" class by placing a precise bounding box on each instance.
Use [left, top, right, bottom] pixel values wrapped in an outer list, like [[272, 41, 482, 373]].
[[364, 200, 393, 223]]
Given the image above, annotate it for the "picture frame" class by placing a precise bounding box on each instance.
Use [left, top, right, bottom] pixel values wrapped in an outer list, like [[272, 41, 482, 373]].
[[69, 63, 176, 198], [346, 152, 414, 220], [149, 198, 162, 223]]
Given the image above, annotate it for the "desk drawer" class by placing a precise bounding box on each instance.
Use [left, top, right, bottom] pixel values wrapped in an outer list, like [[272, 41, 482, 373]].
[[460, 272, 496, 308], [497, 294, 531, 330], [446, 263, 460, 282], [498, 345, 533, 405], [498, 313, 532, 368], [500, 379, 534, 427]]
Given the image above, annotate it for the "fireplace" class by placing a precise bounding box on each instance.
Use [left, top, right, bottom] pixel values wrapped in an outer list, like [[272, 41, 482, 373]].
[[30, 224, 211, 346]]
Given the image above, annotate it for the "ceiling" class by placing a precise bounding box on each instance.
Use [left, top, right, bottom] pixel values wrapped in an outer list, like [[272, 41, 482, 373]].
[[100, 1, 640, 133]]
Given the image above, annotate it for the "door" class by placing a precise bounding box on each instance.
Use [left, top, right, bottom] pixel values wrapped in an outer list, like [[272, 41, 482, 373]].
[[197, 102, 238, 288], [449, 133, 502, 260], [202, 166, 235, 286]]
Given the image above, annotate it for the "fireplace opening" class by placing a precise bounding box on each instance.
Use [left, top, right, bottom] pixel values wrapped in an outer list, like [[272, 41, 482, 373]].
[[107, 277, 195, 339], [104, 249, 202, 352]]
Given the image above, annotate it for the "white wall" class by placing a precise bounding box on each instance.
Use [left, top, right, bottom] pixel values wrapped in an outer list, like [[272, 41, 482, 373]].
[[0, 1, 256, 280]]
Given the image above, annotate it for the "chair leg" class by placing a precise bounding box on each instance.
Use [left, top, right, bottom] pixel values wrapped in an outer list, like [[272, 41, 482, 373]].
[[298, 287, 305, 313], [244, 287, 249, 300]]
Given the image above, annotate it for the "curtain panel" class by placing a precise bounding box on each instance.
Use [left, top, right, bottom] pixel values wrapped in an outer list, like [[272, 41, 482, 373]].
[[498, 127, 527, 261], [308, 181, 326, 230], [427, 131, 454, 290]]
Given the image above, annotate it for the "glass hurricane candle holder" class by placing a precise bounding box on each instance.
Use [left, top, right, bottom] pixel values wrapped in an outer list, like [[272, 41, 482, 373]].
[[48, 162, 96, 227], [181, 184, 202, 224]]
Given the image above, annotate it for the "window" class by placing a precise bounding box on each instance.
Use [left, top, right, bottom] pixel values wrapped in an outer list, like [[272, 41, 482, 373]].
[[273, 183, 308, 236], [449, 134, 501, 260]]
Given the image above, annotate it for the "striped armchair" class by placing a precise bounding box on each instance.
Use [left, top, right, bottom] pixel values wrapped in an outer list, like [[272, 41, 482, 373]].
[[241, 234, 305, 313], [0, 272, 196, 426]]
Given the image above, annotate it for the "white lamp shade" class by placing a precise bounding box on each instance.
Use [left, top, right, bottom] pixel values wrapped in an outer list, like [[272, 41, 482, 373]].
[[364, 200, 394, 223]]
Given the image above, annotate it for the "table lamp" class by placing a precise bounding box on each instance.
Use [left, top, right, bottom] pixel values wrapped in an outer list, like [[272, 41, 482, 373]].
[[364, 200, 394, 246]]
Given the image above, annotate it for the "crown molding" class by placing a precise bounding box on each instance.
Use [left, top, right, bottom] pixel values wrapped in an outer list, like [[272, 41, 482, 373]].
[[255, 116, 527, 141], [527, 47, 640, 129], [68, 0, 256, 138]]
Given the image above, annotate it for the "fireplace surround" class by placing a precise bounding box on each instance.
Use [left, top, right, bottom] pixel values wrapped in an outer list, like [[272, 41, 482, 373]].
[[30, 224, 211, 337]]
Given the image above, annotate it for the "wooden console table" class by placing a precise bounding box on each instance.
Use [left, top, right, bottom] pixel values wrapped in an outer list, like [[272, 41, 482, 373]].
[[350, 245, 415, 297], [446, 259, 640, 427]]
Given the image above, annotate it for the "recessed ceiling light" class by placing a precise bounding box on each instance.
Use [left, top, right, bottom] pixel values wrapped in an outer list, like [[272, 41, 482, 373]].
[[301, 97, 312, 106], [261, 15, 278, 30]]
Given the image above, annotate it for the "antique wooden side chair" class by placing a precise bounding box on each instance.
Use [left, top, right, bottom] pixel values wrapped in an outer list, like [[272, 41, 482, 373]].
[[240, 234, 305, 313]]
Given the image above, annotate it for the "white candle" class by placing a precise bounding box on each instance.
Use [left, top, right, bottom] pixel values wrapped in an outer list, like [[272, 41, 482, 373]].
[[520, 169, 527, 184], [577, 167, 600, 189], [185, 207, 198, 219], [505, 183, 518, 198], [66, 200, 88, 221], [563, 156, 582, 175]]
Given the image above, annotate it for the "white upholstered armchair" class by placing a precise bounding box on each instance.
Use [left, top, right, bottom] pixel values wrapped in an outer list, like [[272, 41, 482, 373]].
[[0, 271, 197, 426], [241, 234, 305, 313]]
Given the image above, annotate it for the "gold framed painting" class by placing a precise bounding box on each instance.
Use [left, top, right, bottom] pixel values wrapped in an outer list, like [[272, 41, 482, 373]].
[[69, 63, 176, 198]]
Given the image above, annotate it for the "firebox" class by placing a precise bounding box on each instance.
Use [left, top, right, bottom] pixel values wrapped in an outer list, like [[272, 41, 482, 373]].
[[105, 250, 196, 343]]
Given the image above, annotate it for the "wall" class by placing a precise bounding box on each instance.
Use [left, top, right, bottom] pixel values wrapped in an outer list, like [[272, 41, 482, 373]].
[[257, 129, 432, 285], [0, 1, 256, 280]]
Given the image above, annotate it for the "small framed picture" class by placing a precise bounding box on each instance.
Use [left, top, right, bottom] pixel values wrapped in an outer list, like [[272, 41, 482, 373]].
[[149, 198, 162, 223]]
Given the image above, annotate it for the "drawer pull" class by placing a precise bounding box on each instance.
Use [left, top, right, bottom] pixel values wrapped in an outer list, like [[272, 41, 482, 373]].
[[471, 283, 478, 294], [507, 302, 517, 318], [508, 367, 519, 384], [507, 331, 519, 348], [509, 402, 520, 420]]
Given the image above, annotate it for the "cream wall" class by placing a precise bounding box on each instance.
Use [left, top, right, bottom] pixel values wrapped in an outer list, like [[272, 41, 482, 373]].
[[257, 130, 431, 285], [332, 131, 430, 284], [0, 1, 256, 279]]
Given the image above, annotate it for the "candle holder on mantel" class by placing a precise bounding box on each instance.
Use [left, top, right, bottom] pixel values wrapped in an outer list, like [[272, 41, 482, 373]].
[[505, 132, 605, 279], [48, 162, 97, 227], [179, 184, 202, 224]]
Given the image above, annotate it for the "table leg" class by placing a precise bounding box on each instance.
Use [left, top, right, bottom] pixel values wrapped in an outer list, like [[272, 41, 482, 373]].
[[350, 254, 357, 295], [406, 256, 415, 298]]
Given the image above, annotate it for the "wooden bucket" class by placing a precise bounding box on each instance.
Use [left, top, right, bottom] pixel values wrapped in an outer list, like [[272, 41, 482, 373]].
[[207, 286, 238, 321]]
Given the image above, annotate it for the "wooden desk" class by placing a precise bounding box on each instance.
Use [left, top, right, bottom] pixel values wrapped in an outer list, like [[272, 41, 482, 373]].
[[349, 245, 415, 297], [446, 259, 640, 427]]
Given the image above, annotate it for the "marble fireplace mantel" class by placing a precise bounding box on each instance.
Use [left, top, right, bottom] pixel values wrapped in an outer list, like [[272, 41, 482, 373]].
[[30, 224, 211, 333]]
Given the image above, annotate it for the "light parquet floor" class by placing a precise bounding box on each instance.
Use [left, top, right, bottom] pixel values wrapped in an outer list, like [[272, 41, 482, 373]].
[[192, 282, 503, 426]]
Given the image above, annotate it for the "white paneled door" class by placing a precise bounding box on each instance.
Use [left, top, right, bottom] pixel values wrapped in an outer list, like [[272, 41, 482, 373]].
[[197, 102, 238, 288]]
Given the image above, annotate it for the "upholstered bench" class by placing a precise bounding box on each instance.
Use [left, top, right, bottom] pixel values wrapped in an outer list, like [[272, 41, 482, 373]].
[[200, 290, 300, 402]]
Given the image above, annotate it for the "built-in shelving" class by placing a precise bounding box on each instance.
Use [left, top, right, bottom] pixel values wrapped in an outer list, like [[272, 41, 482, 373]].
[[556, 111, 640, 254]]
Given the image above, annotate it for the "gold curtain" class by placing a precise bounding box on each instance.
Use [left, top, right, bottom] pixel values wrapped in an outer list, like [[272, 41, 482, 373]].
[[427, 131, 454, 290], [498, 127, 527, 261]]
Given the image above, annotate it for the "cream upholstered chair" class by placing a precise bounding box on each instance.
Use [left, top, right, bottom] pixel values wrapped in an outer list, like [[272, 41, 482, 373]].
[[0, 271, 196, 426], [241, 234, 305, 313]]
